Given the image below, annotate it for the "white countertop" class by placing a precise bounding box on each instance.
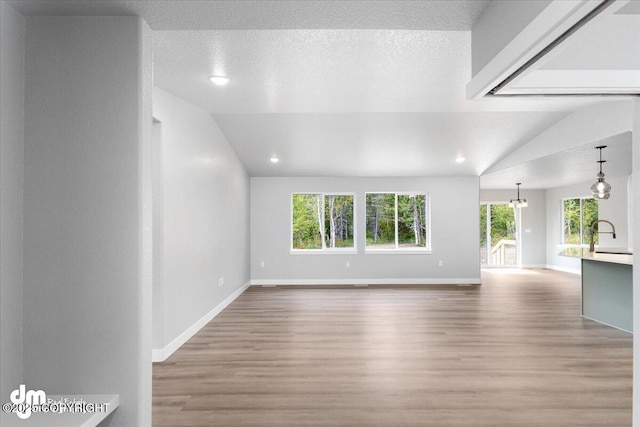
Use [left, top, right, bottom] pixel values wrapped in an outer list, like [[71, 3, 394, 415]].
[[559, 247, 633, 265], [1, 394, 119, 427]]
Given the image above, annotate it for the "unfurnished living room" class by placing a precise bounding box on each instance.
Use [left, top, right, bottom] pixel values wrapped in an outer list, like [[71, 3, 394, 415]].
[[1, 1, 639, 426]]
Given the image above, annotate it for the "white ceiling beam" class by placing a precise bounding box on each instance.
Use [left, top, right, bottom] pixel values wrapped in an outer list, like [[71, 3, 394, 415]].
[[496, 70, 640, 95], [467, 0, 605, 99]]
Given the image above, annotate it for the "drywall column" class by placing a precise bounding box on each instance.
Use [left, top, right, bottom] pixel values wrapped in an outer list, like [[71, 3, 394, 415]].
[[0, 1, 25, 401], [23, 16, 152, 426], [632, 99, 640, 426]]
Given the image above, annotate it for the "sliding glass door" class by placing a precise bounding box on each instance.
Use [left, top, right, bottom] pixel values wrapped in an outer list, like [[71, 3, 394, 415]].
[[480, 203, 518, 267]]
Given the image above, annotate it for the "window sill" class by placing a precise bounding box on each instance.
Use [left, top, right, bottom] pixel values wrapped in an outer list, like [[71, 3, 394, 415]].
[[365, 249, 432, 255], [290, 249, 358, 255]]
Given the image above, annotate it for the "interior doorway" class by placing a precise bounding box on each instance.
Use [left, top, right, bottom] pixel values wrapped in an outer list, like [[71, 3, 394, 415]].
[[480, 203, 519, 267]]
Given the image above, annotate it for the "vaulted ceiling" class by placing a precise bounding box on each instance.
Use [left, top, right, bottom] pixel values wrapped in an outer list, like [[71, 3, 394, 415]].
[[10, 0, 640, 186]]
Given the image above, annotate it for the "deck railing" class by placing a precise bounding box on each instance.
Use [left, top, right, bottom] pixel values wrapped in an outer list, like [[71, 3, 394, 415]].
[[491, 239, 516, 265]]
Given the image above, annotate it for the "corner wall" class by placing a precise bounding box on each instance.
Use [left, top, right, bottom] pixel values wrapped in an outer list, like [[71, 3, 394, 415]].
[[152, 88, 250, 359], [23, 16, 153, 425], [0, 1, 24, 401], [251, 176, 480, 284]]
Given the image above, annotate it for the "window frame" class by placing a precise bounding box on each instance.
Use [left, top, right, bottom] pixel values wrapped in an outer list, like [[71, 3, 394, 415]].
[[561, 197, 598, 246], [364, 191, 432, 254], [290, 192, 357, 254]]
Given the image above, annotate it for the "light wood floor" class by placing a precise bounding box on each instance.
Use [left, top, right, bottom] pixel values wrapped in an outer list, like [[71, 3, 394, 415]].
[[153, 269, 632, 426]]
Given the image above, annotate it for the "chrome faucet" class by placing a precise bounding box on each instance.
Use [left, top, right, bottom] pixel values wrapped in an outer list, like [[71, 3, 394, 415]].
[[589, 219, 616, 252]]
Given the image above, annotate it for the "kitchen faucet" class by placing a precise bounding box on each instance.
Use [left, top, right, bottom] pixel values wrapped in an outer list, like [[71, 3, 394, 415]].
[[589, 219, 616, 252]]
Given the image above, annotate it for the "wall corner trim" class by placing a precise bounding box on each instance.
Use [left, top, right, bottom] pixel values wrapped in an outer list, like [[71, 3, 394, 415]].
[[152, 281, 251, 363]]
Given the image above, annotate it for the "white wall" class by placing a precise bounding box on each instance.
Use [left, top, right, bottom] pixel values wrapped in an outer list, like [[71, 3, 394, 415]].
[[152, 121, 164, 351], [631, 98, 640, 427], [152, 88, 250, 357], [480, 189, 546, 267], [546, 176, 629, 274], [251, 176, 480, 284], [0, 1, 24, 402], [23, 16, 152, 426], [598, 177, 630, 249]]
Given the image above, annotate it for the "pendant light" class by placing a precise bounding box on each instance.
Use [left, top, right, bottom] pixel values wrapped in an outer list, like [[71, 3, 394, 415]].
[[509, 183, 528, 208], [591, 145, 611, 200]]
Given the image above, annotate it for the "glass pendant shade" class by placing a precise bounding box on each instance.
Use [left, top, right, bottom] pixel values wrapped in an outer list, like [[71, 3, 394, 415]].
[[591, 172, 611, 200], [591, 146, 611, 200]]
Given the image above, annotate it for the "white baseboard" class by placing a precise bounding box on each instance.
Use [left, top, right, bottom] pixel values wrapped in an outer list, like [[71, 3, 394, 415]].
[[545, 264, 581, 275], [251, 278, 481, 286], [152, 281, 251, 362], [521, 264, 547, 269], [151, 348, 165, 363], [581, 315, 631, 334]]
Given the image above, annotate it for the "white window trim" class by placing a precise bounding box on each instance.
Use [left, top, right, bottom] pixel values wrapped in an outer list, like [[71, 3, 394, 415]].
[[290, 248, 358, 255], [365, 249, 433, 255], [364, 191, 432, 254], [290, 192, 357, 253], [561, 197, 596, 247]]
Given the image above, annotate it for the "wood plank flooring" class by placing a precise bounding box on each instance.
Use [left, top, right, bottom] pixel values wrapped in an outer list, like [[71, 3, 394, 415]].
[[153, 269, 632, 426]]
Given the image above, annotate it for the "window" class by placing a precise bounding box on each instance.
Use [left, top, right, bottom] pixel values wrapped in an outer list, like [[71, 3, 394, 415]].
[[291, 193, 355, 251], [563, 198, 598, 245], [365, 193, 430, 251]]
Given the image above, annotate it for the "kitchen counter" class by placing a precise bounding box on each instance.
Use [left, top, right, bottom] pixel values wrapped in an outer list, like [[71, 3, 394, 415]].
[[560, 247, 632, 333], [559, 247, 632, 265]]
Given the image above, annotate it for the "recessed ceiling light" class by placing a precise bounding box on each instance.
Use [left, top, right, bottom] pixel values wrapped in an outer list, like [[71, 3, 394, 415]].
[[209, 75, 231, 86], [270, 156, 280, 164], [455, 156, 466, 164]]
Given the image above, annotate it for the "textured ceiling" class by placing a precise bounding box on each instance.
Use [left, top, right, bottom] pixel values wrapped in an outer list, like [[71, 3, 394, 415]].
[[213, 112, 568, 177], [9, 0, 626, 181], [154, 29, 472, 114], [154, 28, 598, 113], [153, 27, 598, 177], [480, 132, 632, 190], [8, 0, 492, 30]]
